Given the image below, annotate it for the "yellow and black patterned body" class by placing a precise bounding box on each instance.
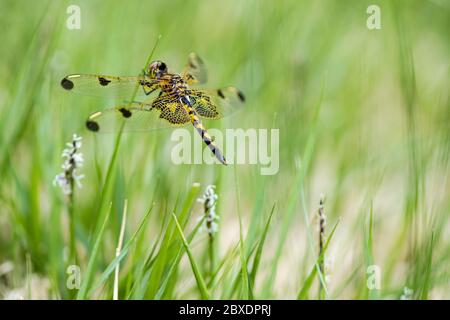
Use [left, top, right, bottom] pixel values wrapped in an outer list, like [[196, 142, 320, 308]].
[[153, 71, 227, 164], [61, 53, 245, 165]]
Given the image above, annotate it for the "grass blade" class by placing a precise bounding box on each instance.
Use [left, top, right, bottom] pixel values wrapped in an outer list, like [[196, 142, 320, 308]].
[[249, 203, 276, 298], [235, 167, 250, 299], [297, 219, 339, 300], [88, 202, 154, 295], [77, 203, 112, 299], [154, 217, 205, 299], [113, 199, 128, 300], [172, 212, 209, 300]]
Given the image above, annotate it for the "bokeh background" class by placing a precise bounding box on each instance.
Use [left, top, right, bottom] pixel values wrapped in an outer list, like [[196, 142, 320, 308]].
[[0, 0, 448, 299]]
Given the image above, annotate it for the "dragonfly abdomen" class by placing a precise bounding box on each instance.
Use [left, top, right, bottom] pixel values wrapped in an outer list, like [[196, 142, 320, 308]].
[[185, 104, 227, 165]]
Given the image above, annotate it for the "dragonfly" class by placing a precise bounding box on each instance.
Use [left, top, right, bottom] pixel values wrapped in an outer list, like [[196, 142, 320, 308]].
[[60, 53, 245, 165]]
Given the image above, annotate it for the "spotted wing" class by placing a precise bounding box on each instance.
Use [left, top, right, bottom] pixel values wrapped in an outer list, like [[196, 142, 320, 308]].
[[188, 87, 245, 119], [182, 53, 208, 85], [86, 100, 190, 133], [61, 74, 160, 98], [151, 92, 193, 125]]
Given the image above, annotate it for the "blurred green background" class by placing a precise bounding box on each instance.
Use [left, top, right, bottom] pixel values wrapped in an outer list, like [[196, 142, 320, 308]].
[[0, 0, 448, 299]]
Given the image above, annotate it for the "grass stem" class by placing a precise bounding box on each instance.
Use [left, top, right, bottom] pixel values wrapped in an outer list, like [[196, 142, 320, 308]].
[[113, 199, 128, 300]]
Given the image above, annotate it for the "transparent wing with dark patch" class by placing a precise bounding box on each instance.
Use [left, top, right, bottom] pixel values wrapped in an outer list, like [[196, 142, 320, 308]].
[[182, 53, 208, 85], [151, 92, 192, 125], [61, 74, 160, 98], [86, 102, 189, 133], [188, 87, 245, 119]]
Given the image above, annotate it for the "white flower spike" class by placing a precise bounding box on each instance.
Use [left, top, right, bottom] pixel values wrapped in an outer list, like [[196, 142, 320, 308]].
[[197, 185, 219, 236], [53, 134, 84, 196]]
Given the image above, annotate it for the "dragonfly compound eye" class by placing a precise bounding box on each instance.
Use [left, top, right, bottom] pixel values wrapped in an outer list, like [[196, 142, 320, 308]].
[[158, 62, 167, 73]]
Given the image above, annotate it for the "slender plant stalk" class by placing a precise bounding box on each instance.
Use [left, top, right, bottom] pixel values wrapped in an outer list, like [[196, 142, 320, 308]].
[[77, 203, 112, 300], [67, 189, 76, 300], [205, 204, 215, 278], [208, 232, 215, 278], [68, 186, 76, 266], [234, 166, 249, 299], [198, 185, 219, 281], [113, 199, 128, 300], [85, 36, 162, 299], [26, 253, 32, 300], [55, 134, 84, 298], [318, 194, 326, 300]]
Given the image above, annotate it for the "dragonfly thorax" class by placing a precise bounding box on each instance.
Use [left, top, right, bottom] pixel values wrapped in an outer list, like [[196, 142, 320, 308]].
[[160, 74, 189, 96]]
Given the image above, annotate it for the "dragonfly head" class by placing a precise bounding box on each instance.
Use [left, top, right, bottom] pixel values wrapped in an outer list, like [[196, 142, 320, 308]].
[[147, 60, 168, 79]]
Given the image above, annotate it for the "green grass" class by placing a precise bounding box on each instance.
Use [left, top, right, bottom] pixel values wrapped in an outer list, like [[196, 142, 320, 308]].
[[0, 0, 449, 300]]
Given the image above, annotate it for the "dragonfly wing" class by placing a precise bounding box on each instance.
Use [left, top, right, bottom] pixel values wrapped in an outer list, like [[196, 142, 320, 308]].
[[151, 93, 192, 125], [182, 53, 208, 85], [86, 102, 189, 133], [188, 87, 245, 119], [61, 74, 159, 98]]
